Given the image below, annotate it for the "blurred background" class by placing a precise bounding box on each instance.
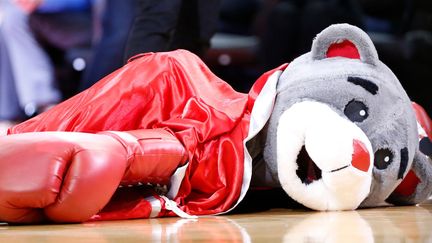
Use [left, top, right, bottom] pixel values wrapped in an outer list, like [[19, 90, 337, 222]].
[[0, 0, 431, 126]]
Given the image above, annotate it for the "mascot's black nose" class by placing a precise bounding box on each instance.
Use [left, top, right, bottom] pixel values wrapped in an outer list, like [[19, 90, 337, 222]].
[[352, 139, 370, 172]]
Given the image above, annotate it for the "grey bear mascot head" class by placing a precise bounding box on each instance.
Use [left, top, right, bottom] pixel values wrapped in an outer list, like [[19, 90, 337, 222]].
[[252, 23, 430, 210]]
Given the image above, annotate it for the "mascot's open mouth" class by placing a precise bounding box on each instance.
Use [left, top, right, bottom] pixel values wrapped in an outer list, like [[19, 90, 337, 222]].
[[296, 146, 322, 184], [295, 145, 354, 185]]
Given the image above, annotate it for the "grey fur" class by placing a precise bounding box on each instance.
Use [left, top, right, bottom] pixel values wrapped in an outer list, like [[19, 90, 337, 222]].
[[254, 23, 421, 208]]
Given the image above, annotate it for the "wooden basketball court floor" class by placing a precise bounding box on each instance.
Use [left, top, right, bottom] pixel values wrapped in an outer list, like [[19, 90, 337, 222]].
[[1, 200, 431, 242]]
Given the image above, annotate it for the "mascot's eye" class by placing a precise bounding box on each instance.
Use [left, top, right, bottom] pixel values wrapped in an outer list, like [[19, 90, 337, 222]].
[[420, 137, 432, 156], [374, 148, 394, 170], [344, 100, 369, 122]]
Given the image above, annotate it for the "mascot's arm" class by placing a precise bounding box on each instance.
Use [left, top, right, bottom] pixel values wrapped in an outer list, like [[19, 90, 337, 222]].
[[0, 129, 187, 224], [387, 102, 432, 205]]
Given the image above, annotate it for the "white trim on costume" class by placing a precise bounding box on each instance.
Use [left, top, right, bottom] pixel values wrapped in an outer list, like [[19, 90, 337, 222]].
[[220, 69, 283, 214], [147, 195, 162, 218], [167, 162, 189, 199]]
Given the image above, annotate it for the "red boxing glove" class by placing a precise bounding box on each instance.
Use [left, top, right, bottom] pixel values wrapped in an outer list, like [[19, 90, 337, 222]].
[[100, 129, 188, 186], [0, 129, 187, 224]]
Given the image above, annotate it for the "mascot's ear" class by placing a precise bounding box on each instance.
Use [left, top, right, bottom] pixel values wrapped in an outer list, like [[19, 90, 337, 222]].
[[386, 103, 432, 205], [311, 23, 379, 66]]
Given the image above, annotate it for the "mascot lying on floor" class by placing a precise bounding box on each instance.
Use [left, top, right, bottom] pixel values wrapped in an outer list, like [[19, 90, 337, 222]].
[[0, 24, 431, 224]]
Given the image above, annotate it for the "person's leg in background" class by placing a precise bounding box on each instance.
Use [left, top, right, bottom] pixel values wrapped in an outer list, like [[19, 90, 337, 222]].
[[169, 0, 221, 58], [0, 0, 61, 118], [256, 0, 301, 71], [123, 0, 182, 61], [0, 31, 22, 132], [79, 0, 139, 91]]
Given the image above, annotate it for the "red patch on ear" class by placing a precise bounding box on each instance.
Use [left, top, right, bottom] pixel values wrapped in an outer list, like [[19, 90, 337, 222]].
[[326, 40, 360, 59], [393, 170, 421, 197]]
